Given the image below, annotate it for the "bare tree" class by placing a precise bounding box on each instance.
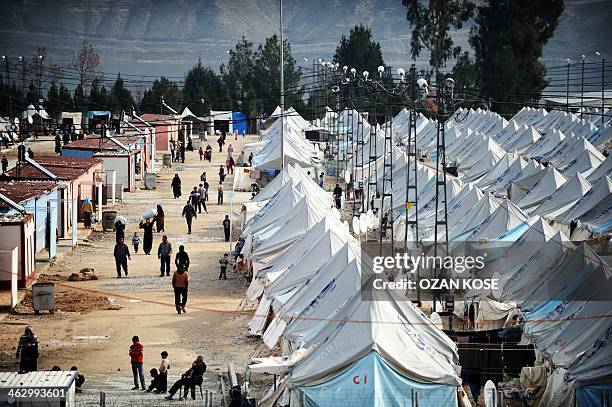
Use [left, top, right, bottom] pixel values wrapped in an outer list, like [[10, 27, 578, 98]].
[[71, 40, 100, 92], [50, 63, 64, 83]]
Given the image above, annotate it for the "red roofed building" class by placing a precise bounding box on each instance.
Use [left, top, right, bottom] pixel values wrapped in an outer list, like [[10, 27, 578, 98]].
[[138, 114, 181, 152], [62, 134, 143, 191], [0, 155, 104, 237], [0, 181, 60, 287]]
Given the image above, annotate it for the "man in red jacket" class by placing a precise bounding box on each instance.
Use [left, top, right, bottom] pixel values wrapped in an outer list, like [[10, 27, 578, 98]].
[[129, 335, 145, 390]]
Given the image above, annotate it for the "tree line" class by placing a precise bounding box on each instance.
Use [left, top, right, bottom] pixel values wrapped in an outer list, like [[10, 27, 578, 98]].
[[0, 0, 564, 120]]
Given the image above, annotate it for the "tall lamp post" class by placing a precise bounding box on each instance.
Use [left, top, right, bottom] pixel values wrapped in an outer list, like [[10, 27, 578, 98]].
[[279, 0, 285, 169], [596, 52, 604, 125], [580, 54, 586, 118], [566, 59, 571, 112]]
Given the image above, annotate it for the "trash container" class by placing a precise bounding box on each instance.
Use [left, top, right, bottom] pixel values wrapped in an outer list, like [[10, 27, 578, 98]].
[[32, 282, 55, 314], [162, 154, 172, 167], [102, 210, 118, 231]]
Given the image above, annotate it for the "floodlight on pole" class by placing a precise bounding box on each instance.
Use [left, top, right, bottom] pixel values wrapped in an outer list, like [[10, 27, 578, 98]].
[[350, 68, 356, 77], [377, 65, 385, 77], [279, 0, 285, 169], [363, 71, 369, 80]]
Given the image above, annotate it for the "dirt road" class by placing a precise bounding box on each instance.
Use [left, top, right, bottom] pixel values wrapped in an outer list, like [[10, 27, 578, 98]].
[[0, 134, 264, 381]]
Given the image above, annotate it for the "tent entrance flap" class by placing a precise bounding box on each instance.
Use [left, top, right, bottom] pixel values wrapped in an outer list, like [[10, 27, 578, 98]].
[[298, 352, 457, 407]]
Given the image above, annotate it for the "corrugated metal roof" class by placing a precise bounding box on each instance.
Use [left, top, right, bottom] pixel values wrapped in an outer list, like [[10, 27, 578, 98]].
[[0, 181, 58, 206], [0, 370, 76, 388], [2, 155, 102, 181], [62, 134, 143, 151]]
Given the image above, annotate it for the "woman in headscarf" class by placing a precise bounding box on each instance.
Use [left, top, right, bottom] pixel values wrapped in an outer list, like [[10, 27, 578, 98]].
[[139, 218, 155, 255], [171, 174, 181, 199], [81, 197, 93, 228], [155, 205, 165, 233], [16, 326, 39, 373], [227, 143, 234, 157]]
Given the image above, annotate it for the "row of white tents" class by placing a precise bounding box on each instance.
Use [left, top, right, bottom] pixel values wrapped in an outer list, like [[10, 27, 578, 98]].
[[239, 164, 466, 407], [235, 102, 610, 406]]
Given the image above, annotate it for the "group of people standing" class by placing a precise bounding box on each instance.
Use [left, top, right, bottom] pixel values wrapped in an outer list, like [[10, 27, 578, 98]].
[[129, 336, 207, 401]]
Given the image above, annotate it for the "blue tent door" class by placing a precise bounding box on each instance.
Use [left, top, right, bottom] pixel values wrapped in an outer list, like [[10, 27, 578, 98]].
[[47, 202, 57, 259], [299, 352, 457, 407]]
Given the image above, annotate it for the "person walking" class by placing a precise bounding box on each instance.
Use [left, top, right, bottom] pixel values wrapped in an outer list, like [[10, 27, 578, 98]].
[[175, 245, 190, 272], [219, 165, 226, 182], [171, 174, 182, 199], [1, 155, 8, 173], [217, 182, 224, 205], [248, 152, 253, 167], [223, 215, 231, 242], [200, 171, 207, 183], [190, 187, 201, 213], [333, 184, 342, 209], [132, 232, 141, 253], [205, 144, 212, 162], [172, 265, 189, 314], [54, 134, 62, 154], [198, 183, 208, 214], [319, 172, 325, 188], [181, 201, 197, 234], [217, 135, 224, 152], [139, 218, 155, 255], [155, 205, 165, 233], [158, 235, 172, 277], [179, 141, 185, 163], [198, 146, 204, 161], [129, 336, 146, 390], [16, 326, 39, 373], [115, 218, 126, 243], [227, 143, 234, 157], [81, 197, 93, 228], [165, 356, 206, 400], [113, 237, 131, 278], [219, 253, 229, 280], [228, 155, 235, 174]]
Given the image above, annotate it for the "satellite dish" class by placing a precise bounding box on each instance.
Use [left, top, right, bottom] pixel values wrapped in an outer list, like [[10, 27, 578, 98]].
[[484, 380, 497, 407], [430, 312, 443, 329], [352, 216, 360, 236], [359, 213, 368, 234]]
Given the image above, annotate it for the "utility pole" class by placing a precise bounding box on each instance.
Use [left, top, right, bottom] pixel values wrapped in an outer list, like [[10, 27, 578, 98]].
[[581, 54, 586, 118], [279, 0, 285, 169], [2, 56, 12, 118], [566, 59, 570, 112]]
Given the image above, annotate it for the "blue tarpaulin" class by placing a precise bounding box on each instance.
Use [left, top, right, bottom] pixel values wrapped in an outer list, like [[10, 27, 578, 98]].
[[576, 383, 612, 406], [232, 112, 248, 134], [84, 111, 111, 118], [298, 352, 457, 407]]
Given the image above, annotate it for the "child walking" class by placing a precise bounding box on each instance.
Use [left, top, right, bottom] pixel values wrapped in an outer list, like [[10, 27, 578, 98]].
[[132, 232, 141, 253]]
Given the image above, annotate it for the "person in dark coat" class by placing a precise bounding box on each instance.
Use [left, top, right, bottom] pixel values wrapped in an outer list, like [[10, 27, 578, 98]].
[[179, 142, 185, 163], [16, 326, 39, 373], [139, 218, 155, 255], [115, 219, 126, 242], [181, 202, 197, 234], [155, 205, 165, 233], [223, 215, 231, 242], [19, 337, 39, 373], [171, 174, 182, 199], [165, 356, 206, 400], [54, 134, 62, 154], [113, 237, 131, 277]]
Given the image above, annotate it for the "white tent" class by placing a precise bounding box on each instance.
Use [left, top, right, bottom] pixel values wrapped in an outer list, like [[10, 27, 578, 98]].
[[556, 175, 612, 224], [286, 288, 460, 406], [532, 172, 592, 219], [517, 166, 567, 209]]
